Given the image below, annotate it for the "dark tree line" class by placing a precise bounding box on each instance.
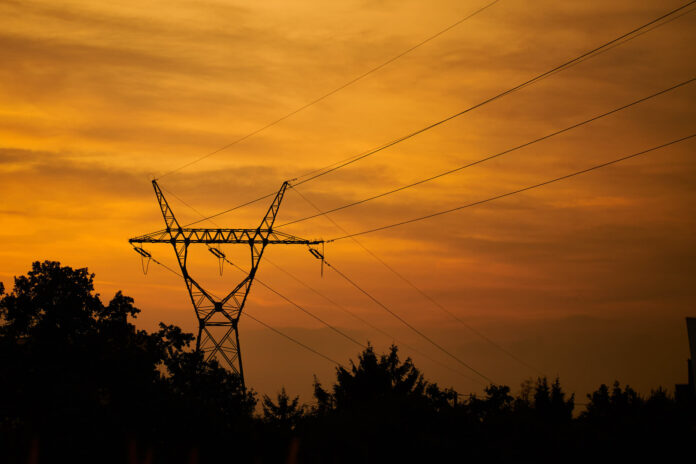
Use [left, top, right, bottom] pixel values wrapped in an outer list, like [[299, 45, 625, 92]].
[[1, 262, 693, 463]]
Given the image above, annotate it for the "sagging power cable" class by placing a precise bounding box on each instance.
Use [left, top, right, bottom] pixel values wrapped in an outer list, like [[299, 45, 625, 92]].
[[326, 134, 696, 242], [148, 181, 480, 378], [290, 1, 696, 187], [288, 186, 544, 375], [264, 256, 482, 382], [323, 258, 493, 384], [148, 187, 484, 380], [143, 251, 341, 366], [277, 77, 696, 228], [156, 0, 501, 179], [224, 256, 367, 349], [143, 1, 695, 234]]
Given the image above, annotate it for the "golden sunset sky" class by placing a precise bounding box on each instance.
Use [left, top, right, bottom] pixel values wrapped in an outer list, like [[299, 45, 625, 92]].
[[1, 0, 695, 401]]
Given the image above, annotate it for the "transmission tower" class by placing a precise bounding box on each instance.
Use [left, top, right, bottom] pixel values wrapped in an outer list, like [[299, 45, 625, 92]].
[[129, 180, 322, 388]]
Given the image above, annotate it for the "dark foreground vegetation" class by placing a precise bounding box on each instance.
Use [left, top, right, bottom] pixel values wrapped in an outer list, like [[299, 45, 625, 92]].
[[1, 262, 694, 463]]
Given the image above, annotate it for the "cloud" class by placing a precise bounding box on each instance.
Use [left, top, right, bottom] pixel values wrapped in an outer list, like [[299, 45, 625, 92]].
[[1, 0, 694, 400]]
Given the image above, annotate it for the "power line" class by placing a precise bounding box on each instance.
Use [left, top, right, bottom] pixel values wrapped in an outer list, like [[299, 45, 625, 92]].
[[540, 4, 696, 83], [290, 1, 696, 187], [146, 188, 368, 351], [263, 256, 481, 382], [289, 186, 543, 375], [224, 257, 367, 349], [277, 77, 695, 228], [327, 134, 696, 242], [324, 259, 492, 384], [143, 194, 481, 381], [290, 4, 694, 183], [141, 249, 341, 366], [156, 0, 501, 179], [155, 183, 481, 380], [242, 310, 341, 366], [148, 254, 184, 278], [141, 0, 695, 236], [350, 244, 544, 375], [151, 183, 436, 377]]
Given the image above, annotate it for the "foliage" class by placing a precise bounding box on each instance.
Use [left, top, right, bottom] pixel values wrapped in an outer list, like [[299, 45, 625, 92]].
[[1, 261, 694, 463], [0, 261, 254, 464], [262, 387, 304, 429]]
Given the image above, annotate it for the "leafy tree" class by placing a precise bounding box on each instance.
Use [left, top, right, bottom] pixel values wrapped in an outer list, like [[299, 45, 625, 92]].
[[583, 381, 642, 421], [467, 384, 514, 423], [0, 261, 255, 464], [534, 377, 574, 422], [262, 387, 304, 429], [4, 261, 695, 463], [304, 344, 459, 462], [320, 344, 427, 408]]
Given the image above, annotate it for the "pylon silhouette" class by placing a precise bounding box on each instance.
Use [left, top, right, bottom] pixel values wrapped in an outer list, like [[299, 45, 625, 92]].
[[129, 180, 322, 388]]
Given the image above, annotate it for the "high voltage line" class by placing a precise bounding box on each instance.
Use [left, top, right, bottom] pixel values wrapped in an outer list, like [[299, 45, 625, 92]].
[[285, 124, 690, 379], [141, 254, 342, 366], [225, 258, 367, 349], [154, 182, 488, 381], [326, 134, 696, 242], [276, 77, 695, 227], [263, 256, 483, 382], [144, 192, 368, 352], [287, 3, 696, 185], [142, 0, 695, 233], [156, 0, 501, 179], [241, 311, 341, 366], [324, 259, 492, 384], [289, 0, 696, 186], [136, 188, 367, 360], [288, 186, 544, 375], [129, 2, 694, 384], [148, 184, 484, 380]]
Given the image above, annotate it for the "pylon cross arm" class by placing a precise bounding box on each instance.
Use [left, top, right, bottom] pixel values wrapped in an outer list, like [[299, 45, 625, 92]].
[[129, 228, 322, 245]]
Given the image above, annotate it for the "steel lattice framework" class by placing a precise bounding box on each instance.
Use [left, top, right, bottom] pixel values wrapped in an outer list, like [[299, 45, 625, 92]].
[[129, 180, 322, 388]]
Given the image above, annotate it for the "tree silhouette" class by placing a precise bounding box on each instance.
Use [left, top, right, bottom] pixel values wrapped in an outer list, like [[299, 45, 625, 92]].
[[303, 344, 459, 462], [0, 261, 255, 464], [262, 387, 304, 429], [533, 377, 575, 422], [3, 261, 694, 463]]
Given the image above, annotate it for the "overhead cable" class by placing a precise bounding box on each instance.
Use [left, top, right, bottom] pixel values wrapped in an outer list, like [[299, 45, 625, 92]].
[[145, 190, 367, 352], [158, 186, 480, 379], [224, 257, 367, 349], [327, 134, 696, 241], [147, 192, 480, 379], [290, 1, 696, 186], [144, 253, 341, 366], [242, 310, 341, 366], [289, 186, 543, 375], [143, 0, 695, 235], [277, 77, 696, 227], [156, 0, 501, 179], [324, 259, 492, 384], [264, 256, 481, 382]]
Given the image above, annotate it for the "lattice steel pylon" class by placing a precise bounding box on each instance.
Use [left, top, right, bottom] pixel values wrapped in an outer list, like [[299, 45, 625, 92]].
[[129, 180, 323, 388]]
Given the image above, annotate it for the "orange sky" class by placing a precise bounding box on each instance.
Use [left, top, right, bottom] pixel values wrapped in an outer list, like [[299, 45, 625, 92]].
[[1, 0, 695, 402]]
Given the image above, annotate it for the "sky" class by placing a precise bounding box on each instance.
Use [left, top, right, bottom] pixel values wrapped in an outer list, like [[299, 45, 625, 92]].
[[1, 0, 695, 403]]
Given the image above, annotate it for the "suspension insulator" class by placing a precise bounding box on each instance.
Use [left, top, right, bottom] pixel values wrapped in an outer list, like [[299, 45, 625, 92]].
[[309, 248, 324, 260], [133, 246, 152, 258], [209, 247, 226, 259]]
